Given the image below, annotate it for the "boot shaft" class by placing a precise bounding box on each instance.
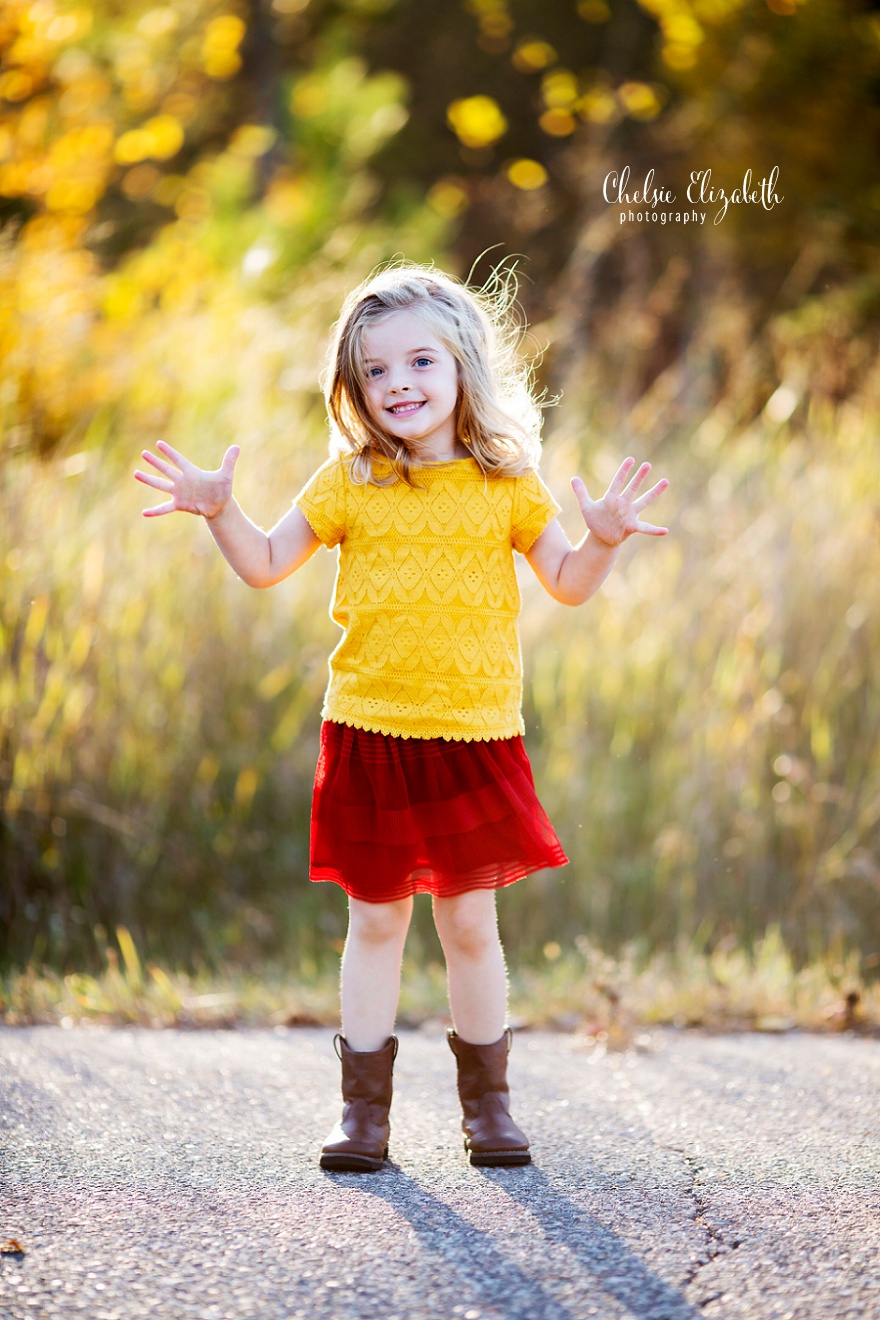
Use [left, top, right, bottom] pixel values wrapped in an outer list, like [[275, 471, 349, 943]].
[[447, 1028, 512, 1104], [337, 1033, 398, 1110]]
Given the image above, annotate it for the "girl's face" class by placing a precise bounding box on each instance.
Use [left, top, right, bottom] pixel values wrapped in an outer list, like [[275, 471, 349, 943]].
[[360, 308, 465, 461]]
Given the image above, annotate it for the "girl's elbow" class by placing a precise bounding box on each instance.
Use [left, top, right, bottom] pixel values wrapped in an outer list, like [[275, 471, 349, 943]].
[[551, 582, 593, 607], [543, 583, 575, 606], [251, 559, 300, 589], [239, 568, 272, 589], [548, 551, 591, 605], [244, 554, 286, 588]]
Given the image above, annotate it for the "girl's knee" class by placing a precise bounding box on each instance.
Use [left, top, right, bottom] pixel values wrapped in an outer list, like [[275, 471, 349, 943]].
[[434, 891, 500, 959], [348, 895, 412, 946]]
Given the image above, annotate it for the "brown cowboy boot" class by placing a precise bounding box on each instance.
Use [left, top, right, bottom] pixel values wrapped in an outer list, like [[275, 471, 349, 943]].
[[447, 1027, 531, 1167], [320, 1033, 398, 1172]]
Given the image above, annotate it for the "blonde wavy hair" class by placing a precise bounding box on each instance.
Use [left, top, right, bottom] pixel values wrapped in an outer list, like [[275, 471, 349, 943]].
[[323, 262, 546, 487]]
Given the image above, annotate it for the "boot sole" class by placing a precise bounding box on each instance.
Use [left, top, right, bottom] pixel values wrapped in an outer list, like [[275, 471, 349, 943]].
[[467, 1145, 531, 1168], [320, 1145, 389, 1173]]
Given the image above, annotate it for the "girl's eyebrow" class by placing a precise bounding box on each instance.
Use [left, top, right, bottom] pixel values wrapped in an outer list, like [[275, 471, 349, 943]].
[[363, 346, 439, 364]]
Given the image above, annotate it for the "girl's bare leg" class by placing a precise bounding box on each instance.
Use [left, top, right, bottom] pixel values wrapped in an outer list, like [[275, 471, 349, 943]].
[[433, 889, 508, 1044], [340, 895, 413, 1051]]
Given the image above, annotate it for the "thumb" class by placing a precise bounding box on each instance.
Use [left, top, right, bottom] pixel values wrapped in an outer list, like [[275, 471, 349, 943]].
[[221, 444, 240, 476]]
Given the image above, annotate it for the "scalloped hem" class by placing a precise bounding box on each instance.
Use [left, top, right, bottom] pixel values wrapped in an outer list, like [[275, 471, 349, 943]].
[[322, 714, 526, 743]]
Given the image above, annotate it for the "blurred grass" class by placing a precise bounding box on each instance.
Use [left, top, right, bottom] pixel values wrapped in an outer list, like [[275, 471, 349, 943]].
[[0, 44, 456, 972], [512, 370, 880, 962], [2, 923, 877, 1041], [2, 272, 879, 972], [2, 3, 879, 982]]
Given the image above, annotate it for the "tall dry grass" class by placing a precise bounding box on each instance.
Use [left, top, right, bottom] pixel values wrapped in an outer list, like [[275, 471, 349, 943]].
[[2, 228, 879, 977]]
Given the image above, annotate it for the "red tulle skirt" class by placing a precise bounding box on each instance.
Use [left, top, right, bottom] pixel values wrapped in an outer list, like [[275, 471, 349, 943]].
[[309, 720, 569, 903]]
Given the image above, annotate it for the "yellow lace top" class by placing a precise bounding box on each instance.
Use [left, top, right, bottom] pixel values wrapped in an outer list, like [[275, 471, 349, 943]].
[[295, 454, 561, 741]]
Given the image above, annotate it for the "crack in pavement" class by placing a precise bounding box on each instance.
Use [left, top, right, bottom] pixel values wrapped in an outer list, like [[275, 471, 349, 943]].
[[607, 1051, 750, 1311], [670, 1147, 742, 1309], [609, 1064, 746, 1310]]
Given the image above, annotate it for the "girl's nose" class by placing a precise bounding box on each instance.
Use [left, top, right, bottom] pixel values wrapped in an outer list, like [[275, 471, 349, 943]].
[[385, 364, 412, 394]]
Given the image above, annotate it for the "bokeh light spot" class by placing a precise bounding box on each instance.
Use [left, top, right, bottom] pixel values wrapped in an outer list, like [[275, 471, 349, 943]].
[[0, 71, 34, 102], [580, 91, 616, 123], [506, 158, 548, 190], [446, 95, 508, 149], [137, 8, 181, 38], [662, 43, 698, 69], [121, 163, 160, 200], [142, 115, 185, 160], [427, 179, 469, 218], [229, 125, 278, 158], [577, 0, 610, 20], [542, 69, 579, 109], [539, 109, 576, 136], [617, 81, 662, 120], [114, 129, 151, 164], [512, 40, 557, 72], [202, 14, 246, 79]]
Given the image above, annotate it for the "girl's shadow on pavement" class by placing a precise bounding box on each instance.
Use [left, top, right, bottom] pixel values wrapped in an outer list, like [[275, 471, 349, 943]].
[[325, 1162, 701, 1320]]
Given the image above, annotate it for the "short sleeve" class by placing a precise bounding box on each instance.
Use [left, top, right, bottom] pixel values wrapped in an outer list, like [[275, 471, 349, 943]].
[[294, 457, 348, 549], [510, 468, 562, 554]]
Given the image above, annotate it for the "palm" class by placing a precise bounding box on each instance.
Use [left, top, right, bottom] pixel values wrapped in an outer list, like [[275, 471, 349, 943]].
[[134, 441, 240, 519], [572, 457, 668, 547]]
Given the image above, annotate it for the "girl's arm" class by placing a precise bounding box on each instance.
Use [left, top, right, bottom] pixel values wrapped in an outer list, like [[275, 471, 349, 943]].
[[526, 458, 668, 606], [134, 440, 321, 588], [205, 499, 320, 588]]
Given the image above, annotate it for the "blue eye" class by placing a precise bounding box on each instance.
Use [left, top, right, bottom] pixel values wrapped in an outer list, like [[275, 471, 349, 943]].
[[414, 357, 432, 367], [367, 366, 383, 378]]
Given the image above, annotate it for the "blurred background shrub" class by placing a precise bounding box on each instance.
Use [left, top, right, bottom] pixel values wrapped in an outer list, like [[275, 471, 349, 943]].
[[1, 0, 878, 977]]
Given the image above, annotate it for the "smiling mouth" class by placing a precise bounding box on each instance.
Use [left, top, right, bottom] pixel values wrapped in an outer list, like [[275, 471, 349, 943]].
[[386, 400, 426, 416]]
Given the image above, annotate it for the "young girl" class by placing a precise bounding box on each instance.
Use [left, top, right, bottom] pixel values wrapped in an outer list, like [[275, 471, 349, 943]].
[[134, 264, 668, 1173]]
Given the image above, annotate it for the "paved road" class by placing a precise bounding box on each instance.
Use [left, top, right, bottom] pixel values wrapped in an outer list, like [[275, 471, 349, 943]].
[[0, 1026, 877, 1319]]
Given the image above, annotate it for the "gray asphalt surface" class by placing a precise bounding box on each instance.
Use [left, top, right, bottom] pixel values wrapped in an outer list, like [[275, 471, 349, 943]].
[[0, 1025, 877, 1320]]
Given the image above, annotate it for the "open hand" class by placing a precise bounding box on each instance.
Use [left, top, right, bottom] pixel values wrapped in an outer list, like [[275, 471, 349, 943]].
[[134, 441, 240, 519], [572, 457, 668, 547]]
